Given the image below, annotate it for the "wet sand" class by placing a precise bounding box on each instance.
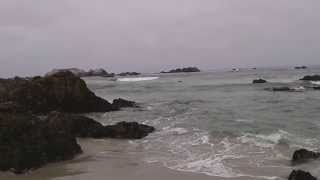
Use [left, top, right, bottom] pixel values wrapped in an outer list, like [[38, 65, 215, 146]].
[[0, 138, 275, 180]]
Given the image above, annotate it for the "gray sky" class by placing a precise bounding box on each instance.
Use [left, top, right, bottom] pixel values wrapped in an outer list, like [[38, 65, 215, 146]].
[[1, 0, 320, 77]]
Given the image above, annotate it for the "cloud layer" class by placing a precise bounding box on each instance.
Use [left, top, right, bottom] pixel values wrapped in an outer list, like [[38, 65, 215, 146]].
[[1, 0, 320, 77]]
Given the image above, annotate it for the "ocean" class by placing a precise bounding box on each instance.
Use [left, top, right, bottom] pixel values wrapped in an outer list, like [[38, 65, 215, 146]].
[[2, 67, 320, 180]]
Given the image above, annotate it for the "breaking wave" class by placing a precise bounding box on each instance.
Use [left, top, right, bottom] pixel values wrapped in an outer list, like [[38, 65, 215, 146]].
[[117, 77, 159, 82]]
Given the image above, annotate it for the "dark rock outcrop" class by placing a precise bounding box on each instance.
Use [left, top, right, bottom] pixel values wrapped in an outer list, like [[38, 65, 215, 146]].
[[104, 121, 155, 139], [118, 72, 141, 76], [253, 79, 267, 84], [46, 68, 115, 77], [0, 71, 116, 114], [161, 67, 200, 73], [314, 86, 320, 90], [292, 149, 320, 164], [271, 86, 305, 92], [46, 112, 155, 139], [86, 68, 115, 77], [300, 75, 320, 81], [112, 98, 138, 109], [46, 112, 106, 138], [288, 170, 317, 180], [0, 105, 82, 173]]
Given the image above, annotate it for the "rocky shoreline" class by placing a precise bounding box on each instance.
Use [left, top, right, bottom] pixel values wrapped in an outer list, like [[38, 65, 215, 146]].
[[0, 71, 155, 174]]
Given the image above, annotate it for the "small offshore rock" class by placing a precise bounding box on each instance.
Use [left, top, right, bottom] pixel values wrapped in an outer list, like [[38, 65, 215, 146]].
[[292, 149, 320, 164], [288, 170, 317, 180], [300, 75, 320, 81], [252, 79, 267, 84]]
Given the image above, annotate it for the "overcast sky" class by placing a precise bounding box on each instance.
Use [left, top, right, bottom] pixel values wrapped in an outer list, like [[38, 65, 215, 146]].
[[1, 0, 319, 77]]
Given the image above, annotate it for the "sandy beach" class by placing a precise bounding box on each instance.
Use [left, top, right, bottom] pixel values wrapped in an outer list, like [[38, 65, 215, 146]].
[[0, 138, 282, 180]]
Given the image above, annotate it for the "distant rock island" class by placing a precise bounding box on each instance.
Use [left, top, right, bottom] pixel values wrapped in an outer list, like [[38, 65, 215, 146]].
[[46, 68, 115, 77], [161, 67, 200, 73], [117, 72, 141, 76]]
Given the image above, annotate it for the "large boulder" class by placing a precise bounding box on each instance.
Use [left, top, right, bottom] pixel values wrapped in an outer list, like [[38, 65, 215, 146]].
[[292, 149, 320, 164], [45, 112, 155, 139], [0, 72, 116, 114], [288, 170, 317, 180], [0, 104, 82, 173], [300, 75, 320, 81], [46, 112, 105, 138]]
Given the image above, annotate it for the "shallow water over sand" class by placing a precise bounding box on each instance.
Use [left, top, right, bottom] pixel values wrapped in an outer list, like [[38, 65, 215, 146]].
[[1, 67, 320, 180]]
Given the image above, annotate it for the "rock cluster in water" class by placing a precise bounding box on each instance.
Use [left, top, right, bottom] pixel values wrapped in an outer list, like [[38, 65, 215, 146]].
[[117, 72, 141, 76], [161, 67, 200, 73], [0, 72, 155, 173]]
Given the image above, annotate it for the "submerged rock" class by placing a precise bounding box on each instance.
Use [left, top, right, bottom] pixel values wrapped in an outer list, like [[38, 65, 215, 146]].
[[300, 75, 320, 81], [272, 87, 291, 91], [46, 112, 155, 139], [112, 98, 138, 109], [252, 79, 267, 84], [288, 170, 317, 180], [0, 71, 116, 114], [0, 105, 82, 173], [292, 149, 320, 164]]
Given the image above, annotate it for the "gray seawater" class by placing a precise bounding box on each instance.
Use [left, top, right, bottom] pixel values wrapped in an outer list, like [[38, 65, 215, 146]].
[[82, 68, 320, 180]]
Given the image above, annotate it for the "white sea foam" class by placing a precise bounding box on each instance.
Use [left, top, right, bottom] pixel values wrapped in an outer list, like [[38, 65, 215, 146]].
[[239, 130, 290, 148], [144, 128, 285, 179], [235, 119, 254, 123], [162, 127, 189, 135], [310, 81, 320, 85], [117, 77, 159, 82]]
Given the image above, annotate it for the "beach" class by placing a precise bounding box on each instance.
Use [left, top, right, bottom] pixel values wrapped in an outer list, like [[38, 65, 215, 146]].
[[1, 67, 320, 180]]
